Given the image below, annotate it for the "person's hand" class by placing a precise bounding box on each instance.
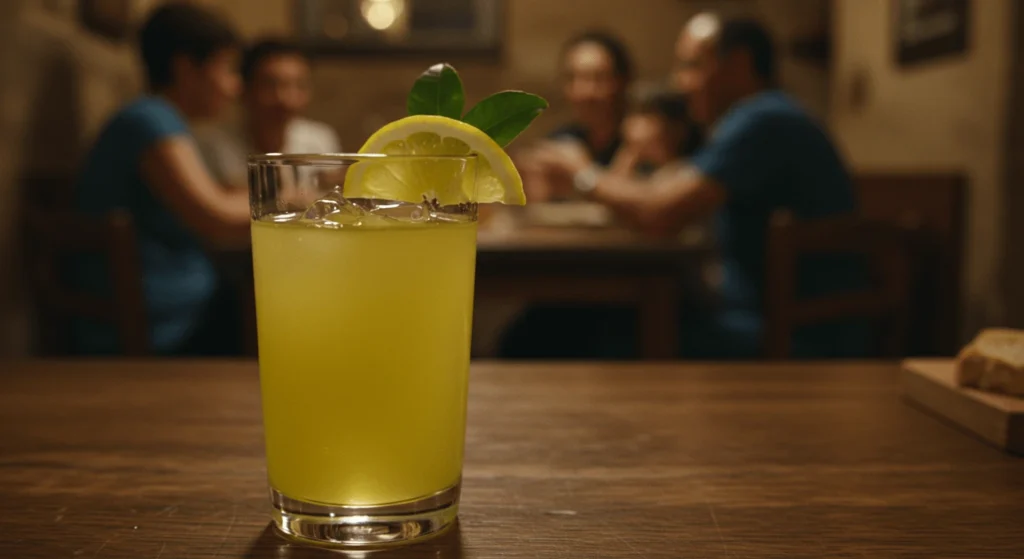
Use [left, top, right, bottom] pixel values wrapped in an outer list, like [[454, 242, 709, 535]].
[[530, 140, 594, 199], [512, 147, 552, 202], [608, 144, 642, 177], [618, 114, 664, 173], [535, 140, 592, 177]]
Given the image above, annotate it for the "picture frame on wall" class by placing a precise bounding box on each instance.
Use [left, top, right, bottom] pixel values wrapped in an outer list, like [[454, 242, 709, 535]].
[[294, 0, 504, 58], [894, 0, 969, 67]]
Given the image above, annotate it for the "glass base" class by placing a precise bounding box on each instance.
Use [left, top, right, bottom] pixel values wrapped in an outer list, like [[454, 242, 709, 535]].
[[270, 482, 460, 548]]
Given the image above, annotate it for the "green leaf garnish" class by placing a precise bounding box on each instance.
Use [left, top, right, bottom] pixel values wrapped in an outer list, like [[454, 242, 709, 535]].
[[407, 63, 465, 120], [405, 62, 548, 147], [462, 91, 549, 147]]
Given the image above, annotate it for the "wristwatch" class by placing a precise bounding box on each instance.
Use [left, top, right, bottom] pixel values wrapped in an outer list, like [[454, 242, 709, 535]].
[[572, 164, 603, 196]]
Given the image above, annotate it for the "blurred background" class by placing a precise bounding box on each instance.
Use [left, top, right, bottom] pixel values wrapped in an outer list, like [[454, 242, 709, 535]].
[[1, 0, 1021, 360]]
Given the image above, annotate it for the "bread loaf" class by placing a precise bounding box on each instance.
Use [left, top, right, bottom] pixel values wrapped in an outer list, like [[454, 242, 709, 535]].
[[956, 328, 1024, 397]]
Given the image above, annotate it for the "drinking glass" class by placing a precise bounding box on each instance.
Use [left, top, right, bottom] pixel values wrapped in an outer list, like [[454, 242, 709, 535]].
[[248, 154, 478, 548]]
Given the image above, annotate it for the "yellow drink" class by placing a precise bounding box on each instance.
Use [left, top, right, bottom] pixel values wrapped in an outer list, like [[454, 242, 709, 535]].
[[251, 217, 477, 506]]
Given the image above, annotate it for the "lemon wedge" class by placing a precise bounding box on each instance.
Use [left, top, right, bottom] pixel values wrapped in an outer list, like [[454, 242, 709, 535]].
[[344, 115, 526, 205]]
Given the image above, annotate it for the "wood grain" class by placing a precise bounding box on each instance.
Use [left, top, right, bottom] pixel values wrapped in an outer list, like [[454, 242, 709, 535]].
[[902, 358, 1024, 454], [1, 360, 1023, 558]]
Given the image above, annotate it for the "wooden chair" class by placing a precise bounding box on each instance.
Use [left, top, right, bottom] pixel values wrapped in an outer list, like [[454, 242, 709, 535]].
[[855, 173, 965, 355], [22, 206, 149, 356], [763, 211, 916, 359]]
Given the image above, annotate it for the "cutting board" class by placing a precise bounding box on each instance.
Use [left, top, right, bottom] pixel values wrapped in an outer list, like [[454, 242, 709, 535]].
[[901, 359, 1024, 455]]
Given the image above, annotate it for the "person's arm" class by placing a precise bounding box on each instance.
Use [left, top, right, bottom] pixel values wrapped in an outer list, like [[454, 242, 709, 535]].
[[527, 137, 603, 202], [541, 113, 778, 237], [536, 140, 726, 237], [141, 137, 251, 244], [512, 146, 554, 202], [587, 167, 727, 237], [608, 114, 656, 177]]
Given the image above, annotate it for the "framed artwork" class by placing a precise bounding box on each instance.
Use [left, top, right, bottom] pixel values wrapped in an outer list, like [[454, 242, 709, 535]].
[[294, 0, 504, 57], [894, 0, 969, 67]]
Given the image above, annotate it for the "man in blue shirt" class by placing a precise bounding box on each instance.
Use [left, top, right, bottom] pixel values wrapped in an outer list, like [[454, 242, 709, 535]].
[[73, 3, 251, 355], [538, 14, 865, 358]]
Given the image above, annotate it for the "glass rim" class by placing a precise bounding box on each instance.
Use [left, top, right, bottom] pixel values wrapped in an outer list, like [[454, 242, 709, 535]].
[[247, 152, 478, 165]]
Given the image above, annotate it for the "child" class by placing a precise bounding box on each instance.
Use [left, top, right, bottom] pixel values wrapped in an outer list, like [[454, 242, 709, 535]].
[[609, 85, 703, 178]]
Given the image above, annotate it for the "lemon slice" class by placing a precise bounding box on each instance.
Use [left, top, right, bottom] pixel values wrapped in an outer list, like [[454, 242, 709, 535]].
[[344, 115, 526, 205]]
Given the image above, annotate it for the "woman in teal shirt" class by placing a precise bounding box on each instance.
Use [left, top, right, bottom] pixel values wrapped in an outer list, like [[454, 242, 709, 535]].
[[73, 2, 251, 354]]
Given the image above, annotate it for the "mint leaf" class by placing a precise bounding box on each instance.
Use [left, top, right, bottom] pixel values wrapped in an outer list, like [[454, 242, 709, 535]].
[[462, 91, 548, 147], [407, 63, 465, 119]]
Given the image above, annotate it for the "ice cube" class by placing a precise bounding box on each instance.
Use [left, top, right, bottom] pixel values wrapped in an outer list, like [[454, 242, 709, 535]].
[[302, 189, 368, 227], [368, 200, 428, 223], [428, 209, 474, 223], [266, 211, 304, 223]]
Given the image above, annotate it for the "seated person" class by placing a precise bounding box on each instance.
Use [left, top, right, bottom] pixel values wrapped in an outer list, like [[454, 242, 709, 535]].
[[530, 14, 868, 359], [71, 2, 250, 355], [195, 38, 340, 188], [518, 31, 634, 202]]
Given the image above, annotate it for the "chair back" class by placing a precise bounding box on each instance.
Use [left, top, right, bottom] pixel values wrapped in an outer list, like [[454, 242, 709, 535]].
[[763, 211, 916, 359], [22, 206, 149, 356], [855, 172, 966, 354]]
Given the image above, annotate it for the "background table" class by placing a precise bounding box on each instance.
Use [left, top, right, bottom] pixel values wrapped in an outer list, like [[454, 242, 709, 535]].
[[2, 361, 1022, 558], [476, 226, 708, 359]]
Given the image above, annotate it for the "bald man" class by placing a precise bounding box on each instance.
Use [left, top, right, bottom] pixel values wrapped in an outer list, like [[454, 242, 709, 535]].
[[536, 15, 866, 358]]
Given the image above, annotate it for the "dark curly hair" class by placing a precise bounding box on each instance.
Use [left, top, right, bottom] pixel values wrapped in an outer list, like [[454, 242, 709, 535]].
[[138, 2, 240, 90], [561, 30, 635, 81], [242, 38, 312, 85]]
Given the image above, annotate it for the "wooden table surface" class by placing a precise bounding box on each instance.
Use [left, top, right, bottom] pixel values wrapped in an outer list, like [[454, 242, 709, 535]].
[[2, 360, 1022, 558]]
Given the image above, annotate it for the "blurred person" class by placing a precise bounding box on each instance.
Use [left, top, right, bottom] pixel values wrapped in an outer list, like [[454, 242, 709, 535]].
[[518, 30, 633, 202], [553, 30, 633, 164], [530, 14, 867, 359], [196, 39, 340, 188], [71, 2, 248, 355]]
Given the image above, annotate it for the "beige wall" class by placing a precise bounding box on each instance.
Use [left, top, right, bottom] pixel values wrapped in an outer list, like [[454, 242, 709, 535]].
[[830, 0, 1014, 339]]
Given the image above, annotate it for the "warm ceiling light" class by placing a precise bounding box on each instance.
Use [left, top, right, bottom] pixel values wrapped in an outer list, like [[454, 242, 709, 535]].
[[361, 0, 404, 31]]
